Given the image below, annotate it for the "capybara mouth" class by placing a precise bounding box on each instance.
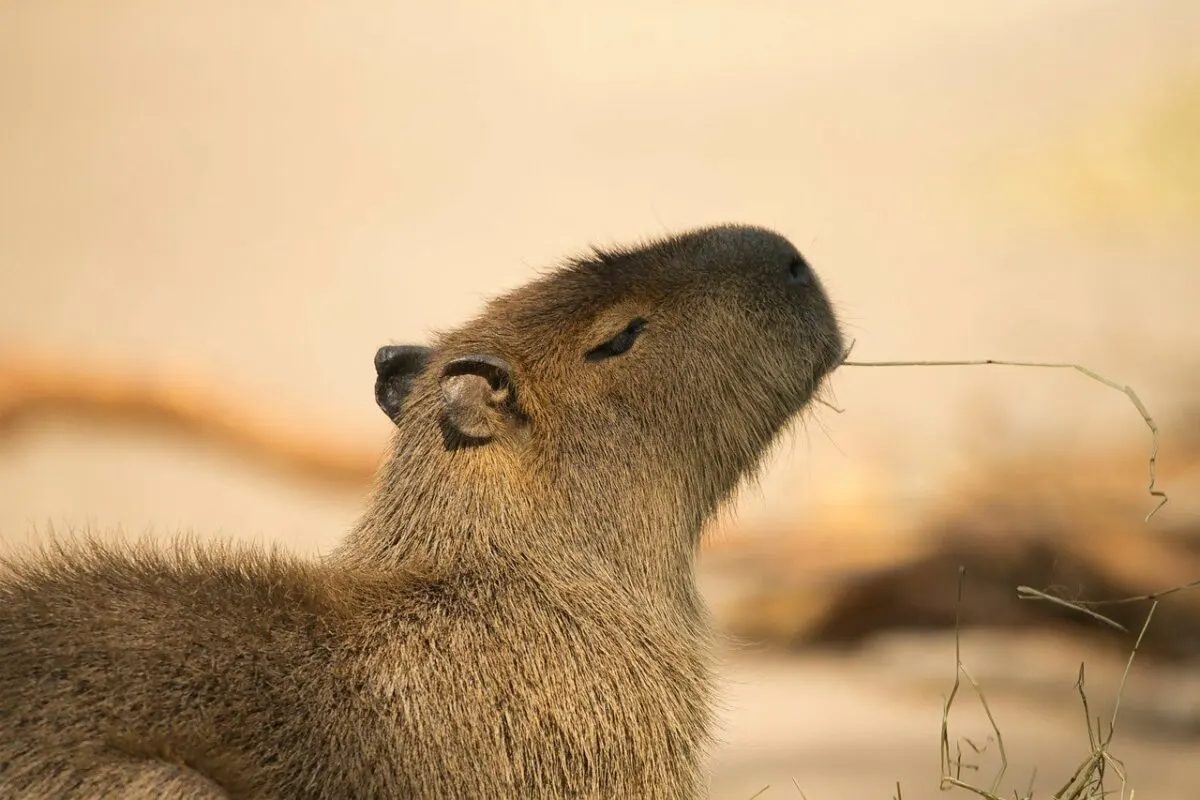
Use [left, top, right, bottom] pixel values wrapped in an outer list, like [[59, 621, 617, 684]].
[[823, 336, 852, 378], [805, 321, 848, 391]]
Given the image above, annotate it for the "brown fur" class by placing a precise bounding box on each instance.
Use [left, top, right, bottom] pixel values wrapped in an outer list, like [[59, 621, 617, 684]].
[[0, 224, 843, 799]]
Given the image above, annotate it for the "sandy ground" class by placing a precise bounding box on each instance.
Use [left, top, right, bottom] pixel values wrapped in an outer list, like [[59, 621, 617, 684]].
[[2, 1, 1200, 796], [708, 643, 1199, 799], [699, 562, 1200, 799]]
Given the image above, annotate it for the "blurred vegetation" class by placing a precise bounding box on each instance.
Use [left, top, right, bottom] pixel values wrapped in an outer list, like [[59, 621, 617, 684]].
[[986, 72, 1200, 233]]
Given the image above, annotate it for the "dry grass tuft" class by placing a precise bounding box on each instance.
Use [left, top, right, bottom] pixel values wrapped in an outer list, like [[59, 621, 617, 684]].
[[936, 568, 1193, 799]]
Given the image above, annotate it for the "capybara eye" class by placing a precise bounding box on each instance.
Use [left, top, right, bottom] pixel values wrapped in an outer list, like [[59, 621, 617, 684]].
[[585, 318, 647, 362]]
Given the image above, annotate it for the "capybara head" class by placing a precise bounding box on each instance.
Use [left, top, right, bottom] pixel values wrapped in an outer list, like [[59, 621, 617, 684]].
[[360, 225, 843, 569]]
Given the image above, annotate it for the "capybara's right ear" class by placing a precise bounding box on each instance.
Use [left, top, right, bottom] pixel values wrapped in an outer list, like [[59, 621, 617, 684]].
[[439, 354, 517, 441], [374, 345, 432, 424]]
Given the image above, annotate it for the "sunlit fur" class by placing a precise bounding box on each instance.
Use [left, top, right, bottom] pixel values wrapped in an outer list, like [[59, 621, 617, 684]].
[[0, 224, 843, 799]]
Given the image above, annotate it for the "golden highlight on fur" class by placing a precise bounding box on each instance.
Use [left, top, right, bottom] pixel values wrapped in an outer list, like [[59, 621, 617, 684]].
[[0, 224, 843, 799]]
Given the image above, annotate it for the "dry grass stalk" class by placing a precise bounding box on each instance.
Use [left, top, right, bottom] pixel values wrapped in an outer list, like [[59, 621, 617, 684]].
[[840, 344, 1168, 521], [938, 566, 1194, 800]]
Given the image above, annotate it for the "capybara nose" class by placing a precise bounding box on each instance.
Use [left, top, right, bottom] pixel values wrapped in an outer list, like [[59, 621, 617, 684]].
[[375, 345, 404, 377], [696, 225, 814, 289]]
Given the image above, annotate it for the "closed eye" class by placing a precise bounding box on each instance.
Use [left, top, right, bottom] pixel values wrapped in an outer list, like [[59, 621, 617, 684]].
[[585, 318, 647, 361]]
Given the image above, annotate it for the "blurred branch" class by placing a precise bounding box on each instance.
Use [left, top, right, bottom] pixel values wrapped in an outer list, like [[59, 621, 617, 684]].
[[0, 355, 382, 489]]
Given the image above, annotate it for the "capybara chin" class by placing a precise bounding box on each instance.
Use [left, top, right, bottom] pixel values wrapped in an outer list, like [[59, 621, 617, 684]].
[[0, 224, 844, 799]]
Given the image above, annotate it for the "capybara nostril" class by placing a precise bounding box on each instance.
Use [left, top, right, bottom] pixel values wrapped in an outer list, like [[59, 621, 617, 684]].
[[787, 254, 813, 286]]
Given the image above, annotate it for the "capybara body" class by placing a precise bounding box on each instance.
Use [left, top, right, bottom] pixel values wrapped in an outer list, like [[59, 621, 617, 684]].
[[0, 225, 844, 799]]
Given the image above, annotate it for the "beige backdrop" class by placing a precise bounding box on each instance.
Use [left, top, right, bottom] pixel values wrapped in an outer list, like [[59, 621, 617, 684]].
[[2, 1, 1199, 796]]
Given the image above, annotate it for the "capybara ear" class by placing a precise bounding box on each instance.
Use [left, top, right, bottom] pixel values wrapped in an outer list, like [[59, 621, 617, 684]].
[[439, 354, 517, 441], [374, 345, 433, 424]]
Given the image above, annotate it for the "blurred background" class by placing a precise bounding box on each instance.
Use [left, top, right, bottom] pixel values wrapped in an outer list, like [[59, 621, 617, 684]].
[[2, 1, 1199, 796]]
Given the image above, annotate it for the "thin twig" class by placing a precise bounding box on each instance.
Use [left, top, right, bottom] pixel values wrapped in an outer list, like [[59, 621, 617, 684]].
[[940, 567, 1009, 800], [1104, 602, 1157, 749], [839, 351, 1167, 520], [1076, 664, 1097, 752], [1073, 577, 1200, 608], [1014, 586, 1127, 632]]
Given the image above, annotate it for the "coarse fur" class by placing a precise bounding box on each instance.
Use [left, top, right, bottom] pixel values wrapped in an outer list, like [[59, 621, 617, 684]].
[[0, 224, 844, 799]]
